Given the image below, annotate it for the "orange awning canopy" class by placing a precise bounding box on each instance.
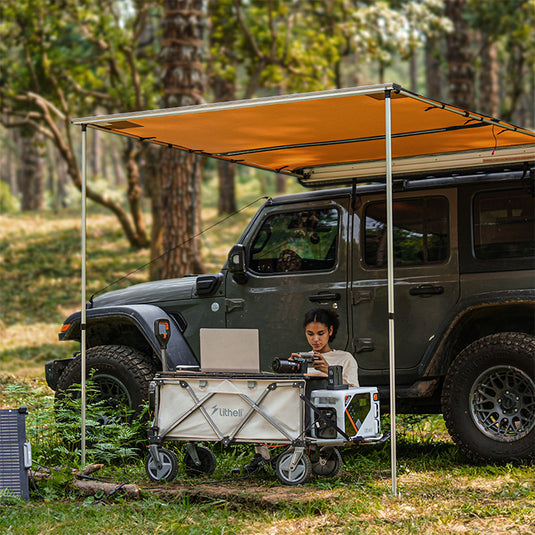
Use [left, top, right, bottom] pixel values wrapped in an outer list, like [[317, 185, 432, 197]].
[[73, 83, 535, 183]]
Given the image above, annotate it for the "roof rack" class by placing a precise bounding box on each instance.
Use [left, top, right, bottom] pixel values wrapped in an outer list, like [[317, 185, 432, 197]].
[[298, 144, 535, 187]]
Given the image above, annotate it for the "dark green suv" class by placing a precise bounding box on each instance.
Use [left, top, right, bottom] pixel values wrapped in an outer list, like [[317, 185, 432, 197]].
[[46, 164, 534, 463]]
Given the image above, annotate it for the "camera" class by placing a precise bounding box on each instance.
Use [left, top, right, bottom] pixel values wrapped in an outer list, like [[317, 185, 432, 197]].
[[271, 351, 318, 374]]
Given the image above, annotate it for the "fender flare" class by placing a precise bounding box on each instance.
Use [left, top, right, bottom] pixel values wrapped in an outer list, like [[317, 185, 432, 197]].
[[419, 289, 535, 378], [59, 304, 198, 370]]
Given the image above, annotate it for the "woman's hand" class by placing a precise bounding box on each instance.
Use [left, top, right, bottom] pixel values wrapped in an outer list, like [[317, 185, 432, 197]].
[[311, 353, 329, 375]]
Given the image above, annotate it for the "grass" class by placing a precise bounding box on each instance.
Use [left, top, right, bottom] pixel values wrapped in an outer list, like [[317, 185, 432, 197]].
[[1, 176, 534, 534]]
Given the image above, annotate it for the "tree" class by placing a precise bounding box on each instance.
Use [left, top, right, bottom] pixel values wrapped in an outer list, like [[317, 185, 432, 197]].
[[206, 0, 453, 208], [17, 130, 45, 211], [0, 0, 159, 247], [444, 0, 474, 109], [466, 0, 535, 123], [158, 0, 206, 279], [207, 1, 238, 214]]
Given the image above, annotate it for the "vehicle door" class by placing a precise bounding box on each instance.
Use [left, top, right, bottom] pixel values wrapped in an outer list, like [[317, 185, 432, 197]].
[[225, 197, 351, 371], [351, 189, 460, 386]]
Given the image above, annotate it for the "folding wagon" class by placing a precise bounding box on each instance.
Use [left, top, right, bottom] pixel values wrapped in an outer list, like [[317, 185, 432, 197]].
[[145, 366, 386, 485]]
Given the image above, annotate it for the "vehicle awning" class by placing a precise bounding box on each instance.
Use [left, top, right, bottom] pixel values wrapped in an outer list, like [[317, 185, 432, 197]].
[[73, 83, 535, 185]]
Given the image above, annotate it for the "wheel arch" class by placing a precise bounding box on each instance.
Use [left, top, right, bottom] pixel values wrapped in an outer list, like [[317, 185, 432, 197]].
[[421, 292, 535, 379], [59, 304, 198, 370]]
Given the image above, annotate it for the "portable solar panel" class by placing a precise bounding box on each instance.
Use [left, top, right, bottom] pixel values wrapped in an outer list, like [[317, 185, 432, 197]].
[[0, 407, 32, 500]]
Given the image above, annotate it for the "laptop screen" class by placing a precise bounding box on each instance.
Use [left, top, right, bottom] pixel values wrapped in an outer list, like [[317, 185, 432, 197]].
[[199, 328, 260, 372]]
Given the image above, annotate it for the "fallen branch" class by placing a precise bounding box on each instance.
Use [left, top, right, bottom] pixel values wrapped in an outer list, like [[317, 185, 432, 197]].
[[30, 464, 104, 481], [80, 464, 105, 476], [29, 464, 140, 500], [73, 479, 140, 499]]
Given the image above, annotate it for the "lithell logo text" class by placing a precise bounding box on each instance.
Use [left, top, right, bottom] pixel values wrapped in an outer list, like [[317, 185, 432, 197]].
[[210, 405, 243, 417]]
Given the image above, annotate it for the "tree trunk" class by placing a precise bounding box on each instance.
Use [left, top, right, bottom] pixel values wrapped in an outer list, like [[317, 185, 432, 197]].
[[501, 37, 526, 123], [445, 0, 474, 109], [159, 0, 206, 279], [160, 148, 204, 278], [123, 139, 149, 248], [6, 128, 19, 198], [111, 143, 125, 187], [214, 69, 237, 213], [143, 144, 164, 281], [211, 79, 237, 214], [208, 3, 238, 215], [275, 173, 286, 195], [409, 49, 418, 93], [18, 130, 45, 211], [425, 36, 443, 101], [478, 37, 499, 118], [217, 160, 237, 214]]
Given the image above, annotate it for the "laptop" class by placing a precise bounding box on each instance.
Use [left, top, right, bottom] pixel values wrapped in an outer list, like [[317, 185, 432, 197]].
[[199, 328, 260, 373]]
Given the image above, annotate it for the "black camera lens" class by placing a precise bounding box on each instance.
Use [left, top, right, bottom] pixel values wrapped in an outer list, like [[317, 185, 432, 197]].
[[271, 358, 302, 373]]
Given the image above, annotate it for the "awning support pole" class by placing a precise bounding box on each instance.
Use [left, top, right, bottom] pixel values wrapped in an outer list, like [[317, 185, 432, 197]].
[[81, 124, 87, 467], [385, 89, 398, 496]]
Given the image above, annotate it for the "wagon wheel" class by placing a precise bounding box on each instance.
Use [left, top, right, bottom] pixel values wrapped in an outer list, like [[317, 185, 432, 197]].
[[311, 447, 342, 478], [184, 445, 217, 477], [145, 447, 179, 482], [275, 449, 311, 485]]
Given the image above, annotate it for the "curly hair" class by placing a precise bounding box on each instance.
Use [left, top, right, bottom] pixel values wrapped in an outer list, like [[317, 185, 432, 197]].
[[303, 308, 339, 342]]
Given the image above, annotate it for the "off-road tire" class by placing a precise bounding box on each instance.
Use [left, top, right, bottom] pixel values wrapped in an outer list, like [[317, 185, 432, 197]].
[[442, 332, 535, 464], [55, 345, 156, 420]]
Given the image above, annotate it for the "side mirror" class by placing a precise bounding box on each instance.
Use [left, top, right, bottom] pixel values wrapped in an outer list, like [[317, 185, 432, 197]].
[[227, 244, 248, 284]]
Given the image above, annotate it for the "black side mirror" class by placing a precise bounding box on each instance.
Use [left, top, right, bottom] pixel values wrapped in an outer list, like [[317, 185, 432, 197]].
[[227, 244, 248, 284]]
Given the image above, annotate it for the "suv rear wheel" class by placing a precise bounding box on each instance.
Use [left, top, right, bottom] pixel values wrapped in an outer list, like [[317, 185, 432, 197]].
[[55, 345, 156, 420], [442, 332, 535, 463]]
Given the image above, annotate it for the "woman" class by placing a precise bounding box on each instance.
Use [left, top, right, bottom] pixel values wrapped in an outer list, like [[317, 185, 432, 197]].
[[294, 308, 359, 386]]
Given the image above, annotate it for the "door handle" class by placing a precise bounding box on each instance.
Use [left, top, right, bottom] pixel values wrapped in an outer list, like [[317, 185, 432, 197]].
[[309, 292, 341, 303], [409, 285, 444, 297], [225, 298, 245, 312]]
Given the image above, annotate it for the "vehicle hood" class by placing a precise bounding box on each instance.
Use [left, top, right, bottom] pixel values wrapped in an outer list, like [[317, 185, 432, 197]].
[[91, 276, 198, 308]]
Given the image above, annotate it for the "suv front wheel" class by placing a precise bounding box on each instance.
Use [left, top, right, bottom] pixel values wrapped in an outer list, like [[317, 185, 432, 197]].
[[442, 332, 535, 463], [55, 345, 156, 420]]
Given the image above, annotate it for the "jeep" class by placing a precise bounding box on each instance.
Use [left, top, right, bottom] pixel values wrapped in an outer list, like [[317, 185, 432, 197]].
[[46, 164, 534, 463]]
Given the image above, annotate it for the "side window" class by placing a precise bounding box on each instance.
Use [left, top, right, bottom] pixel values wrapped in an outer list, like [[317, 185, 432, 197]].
[[249, 208, 339, 274], [364, 197, 449, 268], [473, 190, 534, 259]]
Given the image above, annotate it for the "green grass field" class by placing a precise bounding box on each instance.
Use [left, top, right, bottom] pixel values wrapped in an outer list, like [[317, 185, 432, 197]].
[[0, 184, 534, 534]]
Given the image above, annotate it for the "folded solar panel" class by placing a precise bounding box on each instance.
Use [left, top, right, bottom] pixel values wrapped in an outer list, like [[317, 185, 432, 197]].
[[0, 408, 32, 500]]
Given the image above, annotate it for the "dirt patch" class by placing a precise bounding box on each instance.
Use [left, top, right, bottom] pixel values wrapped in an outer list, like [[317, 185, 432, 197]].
[[144, 480, 344, 508]]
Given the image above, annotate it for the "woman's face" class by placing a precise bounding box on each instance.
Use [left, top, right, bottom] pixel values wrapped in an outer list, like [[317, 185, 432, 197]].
[[305, 321, 333, 353]]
